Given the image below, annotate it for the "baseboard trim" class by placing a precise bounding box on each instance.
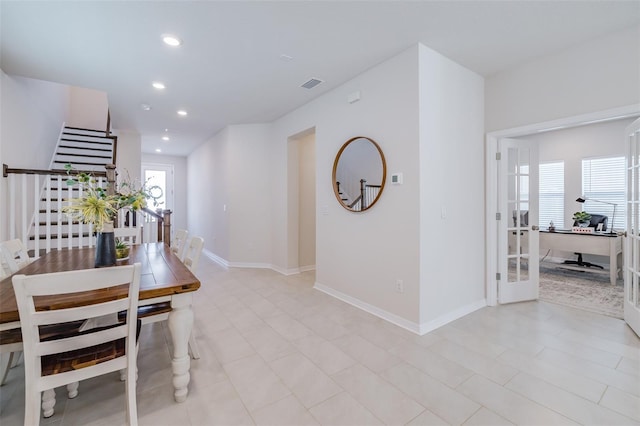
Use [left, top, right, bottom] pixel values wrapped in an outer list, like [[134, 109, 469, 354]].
[[418, 298, 486, 335], [313, 282, 422, 334], [203, 249, 229, 268]]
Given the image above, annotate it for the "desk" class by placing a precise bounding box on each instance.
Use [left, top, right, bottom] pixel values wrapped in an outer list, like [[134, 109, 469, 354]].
[[540, 230, 622, 285], [0, 243, 200, 402]]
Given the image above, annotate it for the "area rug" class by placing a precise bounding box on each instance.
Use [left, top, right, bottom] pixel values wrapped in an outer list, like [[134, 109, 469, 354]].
[[539, 264, 624, 319]]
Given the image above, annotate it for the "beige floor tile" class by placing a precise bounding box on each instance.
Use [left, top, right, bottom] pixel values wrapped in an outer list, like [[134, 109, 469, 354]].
[[137, 383, 192, 426], [617, 356, 640, 376], [505, 372, 636, 425], [207, 327, 256, 364], [434, 325, 508, 358], [224, 306, 266, 333], [308, 392, 383, 425], [600, 385, 640, 422], [458, 374, 579, 425], [185, 379, 254, 426], [405, 409, 450, 425], [535, 332, 622, 368], [263, 312, 314, 341], [246, 297, 282, 319], [498, 349, 607, 403], [463, 407, 513, 425], [269, 352, 343, 408], [389, 339, 474, 388], [536, 347, 640, 397], [300, 312, 351, 341], [252, 395, 319, 426], [240, 323, 297, 362], [331, 364, 425, 425], [332, 334, 402, 373], [223, 354, 291, 411], [558, 328, 640, 361], [382, 362, 480, 425], [428, 339, 518, 385], [294, 335, 357, 375]]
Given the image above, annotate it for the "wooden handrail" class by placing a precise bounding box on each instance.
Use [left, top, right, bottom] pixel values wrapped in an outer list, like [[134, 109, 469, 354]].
[[3, 164, 107, 178]]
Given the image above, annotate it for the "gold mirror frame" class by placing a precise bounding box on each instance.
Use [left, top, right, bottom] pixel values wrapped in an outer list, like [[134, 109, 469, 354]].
[[332, 136, 387, 212]]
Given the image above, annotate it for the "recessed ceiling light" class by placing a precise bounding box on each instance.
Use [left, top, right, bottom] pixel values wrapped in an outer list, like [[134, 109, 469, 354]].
[[141, 103, 152, 111], [162, 35, 182, 47], [155, 148, 162, 153], [279, 54, 294, 61], [162, 136, 170, 141], [177, 110, 187, 116], [152, 82, 166, 90]]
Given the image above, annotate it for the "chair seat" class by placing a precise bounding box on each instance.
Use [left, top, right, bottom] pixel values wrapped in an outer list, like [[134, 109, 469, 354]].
[[117, 302, 172, 322]]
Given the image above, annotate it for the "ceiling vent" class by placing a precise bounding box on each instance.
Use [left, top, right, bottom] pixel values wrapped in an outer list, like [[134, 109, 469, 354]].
[[301, 78, 324, 89]]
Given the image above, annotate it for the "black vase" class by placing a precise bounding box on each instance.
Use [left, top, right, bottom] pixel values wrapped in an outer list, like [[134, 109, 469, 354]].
[[95, 231, 116, 267]]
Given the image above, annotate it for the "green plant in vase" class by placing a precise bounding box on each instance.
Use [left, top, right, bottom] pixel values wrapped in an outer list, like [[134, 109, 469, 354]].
[[572, 211, 592, 227], [62, 164, 148, 266], [115, 238, 130, 260]]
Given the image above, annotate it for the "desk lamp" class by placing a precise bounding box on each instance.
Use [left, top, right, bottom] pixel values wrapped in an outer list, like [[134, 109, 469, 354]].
[[576, 196, 617, 234]]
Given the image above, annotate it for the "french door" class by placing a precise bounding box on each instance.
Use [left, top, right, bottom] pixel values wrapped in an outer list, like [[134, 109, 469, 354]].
[[624, 118, 640, 337], [498, 138, 540, 303]]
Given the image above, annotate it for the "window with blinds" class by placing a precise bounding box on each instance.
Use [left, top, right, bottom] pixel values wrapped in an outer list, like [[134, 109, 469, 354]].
[[539, 161, 564, 229], [582, 156, 625, 231]]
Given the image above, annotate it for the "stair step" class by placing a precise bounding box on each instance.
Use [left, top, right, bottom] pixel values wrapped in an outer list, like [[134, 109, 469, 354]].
[[60, 138, 113, 146], [64, 126, 110, 135]]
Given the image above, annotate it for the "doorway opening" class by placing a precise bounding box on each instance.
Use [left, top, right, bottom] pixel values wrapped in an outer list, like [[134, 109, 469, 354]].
[[287, 128, 316, 274], [486, 105, 639, 319]]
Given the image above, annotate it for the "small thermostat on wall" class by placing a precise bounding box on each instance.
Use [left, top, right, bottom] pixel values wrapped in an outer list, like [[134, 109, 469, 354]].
[[391, 173, 403, 185]]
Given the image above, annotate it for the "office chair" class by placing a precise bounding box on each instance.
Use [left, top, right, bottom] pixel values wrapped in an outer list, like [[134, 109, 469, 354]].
[[563, 214, 608, 269]]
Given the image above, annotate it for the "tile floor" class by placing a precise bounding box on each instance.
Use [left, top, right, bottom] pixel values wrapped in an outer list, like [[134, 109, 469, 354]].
[[1, 256, 639, 425]]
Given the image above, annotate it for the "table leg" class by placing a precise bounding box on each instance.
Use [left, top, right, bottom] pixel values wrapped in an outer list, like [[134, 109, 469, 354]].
[[610, 239, 617, 286], [168, 293, 194, 402]]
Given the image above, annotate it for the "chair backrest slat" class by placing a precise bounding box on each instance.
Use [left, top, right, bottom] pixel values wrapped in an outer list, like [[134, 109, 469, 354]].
[[183, 236, 204, 272], [30, 298, 130, 326], [0, 239, 31, 274], [36, 326, 127, 357], [171, 229, 188, 259]]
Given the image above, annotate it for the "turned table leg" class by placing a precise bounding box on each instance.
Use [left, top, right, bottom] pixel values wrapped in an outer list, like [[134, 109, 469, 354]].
[[168, 293, 194, 402]]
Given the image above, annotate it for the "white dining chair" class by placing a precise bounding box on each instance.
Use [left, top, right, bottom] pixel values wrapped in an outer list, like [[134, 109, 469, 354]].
[[0, 239, 33, 386], [0, 239, 32, 274], [114, 227, 142, 245], [13, 264, 141, 426], [182, 236, 204, 359], [171, 229, 188, 260], [182, 236, 204, 272]]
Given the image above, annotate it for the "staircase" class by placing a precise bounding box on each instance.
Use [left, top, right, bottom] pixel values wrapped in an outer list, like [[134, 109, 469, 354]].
[[51, 126, 117, 171]]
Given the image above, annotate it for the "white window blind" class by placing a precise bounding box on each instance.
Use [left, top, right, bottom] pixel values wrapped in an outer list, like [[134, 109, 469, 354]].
[[582, 156, 625, 231], [539, 161, 564, 229]]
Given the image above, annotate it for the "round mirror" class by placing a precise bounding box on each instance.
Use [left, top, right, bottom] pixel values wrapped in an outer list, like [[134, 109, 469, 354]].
[[332, 136, 386, 212]]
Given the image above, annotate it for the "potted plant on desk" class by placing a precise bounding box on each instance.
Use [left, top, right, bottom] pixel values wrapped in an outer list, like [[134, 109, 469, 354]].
[[573, 211, 592, 227]]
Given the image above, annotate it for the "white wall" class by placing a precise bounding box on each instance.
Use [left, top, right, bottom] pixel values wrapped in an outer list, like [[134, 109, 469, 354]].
[[141, 153, 188, 233], [227, 124, 272, 264], [68, 86, 108, 131], [271, 45, 423, 324], [486, 26, 640, 132], [188, 128, 230, 261], [0, 72, 70, 240], [418, 44, 485, 329], [187, 124, 272, 265], [297, 132, 316, 269]]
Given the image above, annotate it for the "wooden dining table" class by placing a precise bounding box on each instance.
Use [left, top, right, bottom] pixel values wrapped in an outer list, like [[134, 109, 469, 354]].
[[0, 242, 201, 403]]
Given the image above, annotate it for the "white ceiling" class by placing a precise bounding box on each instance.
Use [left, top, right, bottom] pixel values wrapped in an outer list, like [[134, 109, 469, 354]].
[[1, 1, 639, 157]]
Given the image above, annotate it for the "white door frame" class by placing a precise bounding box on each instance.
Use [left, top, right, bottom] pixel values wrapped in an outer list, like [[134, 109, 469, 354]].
[[486, 104, 640, 306]]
